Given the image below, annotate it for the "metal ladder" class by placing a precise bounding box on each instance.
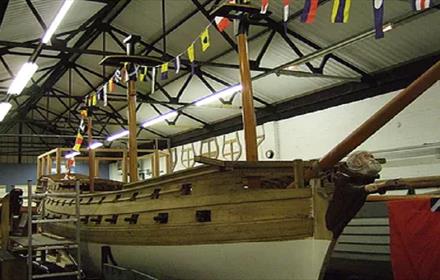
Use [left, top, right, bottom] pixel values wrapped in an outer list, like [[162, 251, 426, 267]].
[[25, 179, 82, 280]]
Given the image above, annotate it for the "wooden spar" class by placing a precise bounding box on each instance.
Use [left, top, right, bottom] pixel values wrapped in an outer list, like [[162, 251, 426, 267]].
[[319, 60, 440, 170], [87, 117, 95, 192], [237, 23, 258, 161], [127, 79, 138, 182]]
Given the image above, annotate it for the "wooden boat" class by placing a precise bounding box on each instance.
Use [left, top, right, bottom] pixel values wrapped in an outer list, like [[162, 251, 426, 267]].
[[41, 157, 333, 279]]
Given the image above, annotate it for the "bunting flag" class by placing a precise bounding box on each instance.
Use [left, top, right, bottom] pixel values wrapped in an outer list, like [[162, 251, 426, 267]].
[[73, 133, 83, 152], [301, 0, 319, 23], [200, 28, 210, 52], [214, 16, 231, 32], [187, 43, 196, 75], [78, 119, 86, 134], [161, 63, 169, 80], [107, 79, 116, 93], [120, 63, 128, 83], [373, 0, 384, 39], [80, 108, 87, 118], [413, 0, 431, 10], [114, 69, 121, 83], [138, 66, 148, 82], [151, 67, 156, 93], [175, 56, 181, 74], [127, 63, 138, 81], [283, 0, 290, 24], [97, 86, 107, 107], [261, 0, 269, 14], [331, 0, 352, 23]]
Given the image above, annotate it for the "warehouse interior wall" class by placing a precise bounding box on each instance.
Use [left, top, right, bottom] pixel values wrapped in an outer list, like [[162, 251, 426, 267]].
[[109, 82, 440, 181]]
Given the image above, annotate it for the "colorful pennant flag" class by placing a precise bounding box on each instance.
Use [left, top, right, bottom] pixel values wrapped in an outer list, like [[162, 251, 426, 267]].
[[331, 0, 352, 23], [413, 0, 431, 10], [261, 0, 269, 14], [161, 63, 169, 80], [151, 67, 156, 93], [114, 69, 121, 83], [373, 0, 384, 39], [97, 86, 107, 107], [175, 56, 181, 74], [78, 119, 86, 134], [107, 79, 116, 93], [73, 133, 83, 152], [301, 0, 319, 23], [200, 28, 210, 52], [187, 43, 196, 75], [214, 16, 231, 32], [138, 66, 148, 82], [120, 63, 129, 83], [87, 93, 97, 107], [283, 0, 290, 23]]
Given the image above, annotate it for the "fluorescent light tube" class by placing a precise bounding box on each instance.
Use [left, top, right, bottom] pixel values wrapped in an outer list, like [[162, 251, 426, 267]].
[[65, 151, 80, 159], [195, 84, 242, 106], [88, 142, 103, 150], [0, 102, 12, 122], [142, 111, 178, 128], [7, 62, 38, 95], [42, 0, 75, 44], [107, 130, 129, 141]]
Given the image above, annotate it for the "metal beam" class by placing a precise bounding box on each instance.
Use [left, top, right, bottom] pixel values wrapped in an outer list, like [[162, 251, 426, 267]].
[[170, 53, 440, 146]]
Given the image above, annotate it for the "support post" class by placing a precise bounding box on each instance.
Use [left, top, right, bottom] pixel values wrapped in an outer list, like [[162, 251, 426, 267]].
[[127, 80, 138, 182], [236, 19, 258, 162], [55, 148, 61, 175], [87, 117, 95, 192], [122, 151, 128, 183]]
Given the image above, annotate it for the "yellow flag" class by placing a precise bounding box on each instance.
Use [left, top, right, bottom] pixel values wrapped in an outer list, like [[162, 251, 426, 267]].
[[161, 63, 169, 80], [187, 43, 195, 63], [200, 28, 210, 52]]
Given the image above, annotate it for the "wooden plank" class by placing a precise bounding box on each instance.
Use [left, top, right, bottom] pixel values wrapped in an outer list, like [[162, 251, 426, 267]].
[[55, 148, 61, 175], [194, 156, 308, 168], [292, 159, 304, 188], [0, 195, 10, 250], [311, 179, 332, 240]]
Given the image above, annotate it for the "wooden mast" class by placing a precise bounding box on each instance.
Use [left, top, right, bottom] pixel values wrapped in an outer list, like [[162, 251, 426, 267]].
[[124, 35, 139, 182], [237, 16, 258, 162], [87, 117, 95, 192]]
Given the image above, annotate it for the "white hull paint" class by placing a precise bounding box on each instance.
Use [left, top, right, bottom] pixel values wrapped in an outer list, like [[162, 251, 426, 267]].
[[82, 239, 331, 280]]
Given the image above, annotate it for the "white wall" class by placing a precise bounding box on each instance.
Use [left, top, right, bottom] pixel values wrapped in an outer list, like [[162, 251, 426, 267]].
[[109, 82, 440, 181]]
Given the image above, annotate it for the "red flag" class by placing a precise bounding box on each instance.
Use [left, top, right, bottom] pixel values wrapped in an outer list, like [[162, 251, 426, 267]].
[[388, 198, 440, 280], [215, 16, 231, 32], [301, 0, 318, 23], [283, 0, 290, 23], [261, 0, 269, 14]]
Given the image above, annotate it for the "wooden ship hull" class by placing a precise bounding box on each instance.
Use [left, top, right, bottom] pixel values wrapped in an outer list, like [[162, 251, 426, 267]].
[[41, 160, 333, 279]]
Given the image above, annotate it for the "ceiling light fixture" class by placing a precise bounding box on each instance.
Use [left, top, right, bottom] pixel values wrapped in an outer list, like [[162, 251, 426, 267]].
[[195, 84, 242, 106], [0, 102, 12, 122], [7, 62, 38, 95], [142, 111, 178, 128], [88, 142, 103, 150], [42, 0, 75, 44], [107, 130, 129, 142], [65, 151, 80, 159]]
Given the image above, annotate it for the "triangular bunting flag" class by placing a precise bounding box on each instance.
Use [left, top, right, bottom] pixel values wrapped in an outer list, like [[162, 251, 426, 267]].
[[301, 0, 319, 23], [161, 63, 169, 80], [107, 78, 116, 93], [373, 0, 384, 39], [127, 63, 138, 81], [331, 0, 352, 23], [200, 28, 210, 52], [283, 0, 290, 23]]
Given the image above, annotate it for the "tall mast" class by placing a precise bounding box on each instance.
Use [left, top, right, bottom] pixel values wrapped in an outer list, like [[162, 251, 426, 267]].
[[123, 36, 140, 182], [237, 17, 258, 162], [87, 117, 95, 192]]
